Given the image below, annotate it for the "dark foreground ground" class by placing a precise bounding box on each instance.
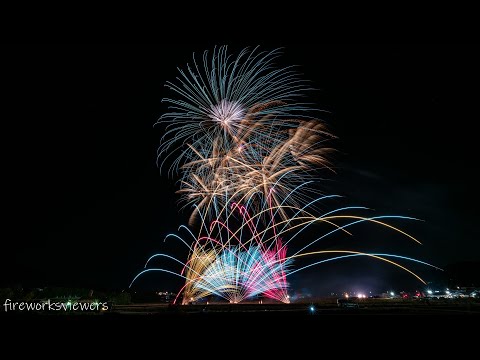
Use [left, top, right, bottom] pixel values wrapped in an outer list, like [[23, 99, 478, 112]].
[[111, 298, 480, 317], [106, 300, 480, 345], [3, 298, 479, 318], [3, 299, 478, 347]]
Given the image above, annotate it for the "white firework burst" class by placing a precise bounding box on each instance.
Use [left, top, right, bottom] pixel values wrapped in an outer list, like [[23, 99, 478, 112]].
[[157, 46, 315, 177]]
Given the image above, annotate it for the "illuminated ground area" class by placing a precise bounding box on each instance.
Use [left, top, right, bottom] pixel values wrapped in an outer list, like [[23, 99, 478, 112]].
[[110, 298, 480, 317]]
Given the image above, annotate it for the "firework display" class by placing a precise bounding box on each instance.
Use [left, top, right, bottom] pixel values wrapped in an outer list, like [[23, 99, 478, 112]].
[[131, 46, 437, 304]]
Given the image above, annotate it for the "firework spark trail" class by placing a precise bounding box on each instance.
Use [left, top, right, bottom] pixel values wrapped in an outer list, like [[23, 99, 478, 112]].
[[131, 195, 439, 304], [177, 119, 334, 224], [158, 46, 334, 224], [158, 47, 314, 174], [130, 46, 440, 304]]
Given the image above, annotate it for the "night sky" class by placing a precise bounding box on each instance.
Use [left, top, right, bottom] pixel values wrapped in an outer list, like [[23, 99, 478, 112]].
[[3, 44, 479, 295]]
